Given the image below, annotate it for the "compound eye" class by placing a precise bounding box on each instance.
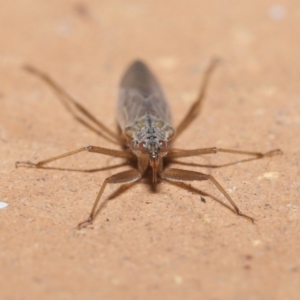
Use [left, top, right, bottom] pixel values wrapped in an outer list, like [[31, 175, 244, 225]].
[[159, 140, 168, 152], [137, 141, 147, 153]]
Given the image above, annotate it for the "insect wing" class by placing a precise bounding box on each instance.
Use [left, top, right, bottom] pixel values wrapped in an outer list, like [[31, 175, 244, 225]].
[[117, 61, 172, 130]]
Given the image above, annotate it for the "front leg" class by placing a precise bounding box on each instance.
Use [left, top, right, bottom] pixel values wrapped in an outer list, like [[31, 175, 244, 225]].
[[16, 146, 135, 168], [166, 147, 282, 159], [78, 169, 142, 229]]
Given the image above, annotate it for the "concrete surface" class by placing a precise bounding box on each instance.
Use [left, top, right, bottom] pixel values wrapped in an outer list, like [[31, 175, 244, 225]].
[[0, 1, 299, 299]]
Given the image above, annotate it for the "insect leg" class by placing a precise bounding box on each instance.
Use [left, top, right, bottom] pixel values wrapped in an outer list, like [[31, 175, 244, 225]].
[[16, 146, 135, 168], [77, 169, 142, 229], [23, 65, 124, 144], [160, 168, 254, 223], [174, 58, 219, 139], [166, 147, 282, 159]]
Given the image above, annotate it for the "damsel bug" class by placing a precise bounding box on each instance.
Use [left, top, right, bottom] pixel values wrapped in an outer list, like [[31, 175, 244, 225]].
[[16, 60, 281, 228]]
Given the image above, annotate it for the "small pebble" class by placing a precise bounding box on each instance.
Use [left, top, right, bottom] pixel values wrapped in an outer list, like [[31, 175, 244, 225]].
[[0, 202, 8, 209]]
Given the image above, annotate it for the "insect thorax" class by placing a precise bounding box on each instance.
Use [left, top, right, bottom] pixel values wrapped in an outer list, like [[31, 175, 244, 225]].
[[124, 116, 175, 158]]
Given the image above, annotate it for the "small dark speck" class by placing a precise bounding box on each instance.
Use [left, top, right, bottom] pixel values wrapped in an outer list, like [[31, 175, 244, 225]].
[[245, 254, 253, 260], [200, 197, 206, 203], [244, 265, 251, 270], [145, 201, 151, 204], [290, 266, 298, 272], [74, 3, 90, 18], [106, 218, 110, 222], [32, 277, 43, 283]]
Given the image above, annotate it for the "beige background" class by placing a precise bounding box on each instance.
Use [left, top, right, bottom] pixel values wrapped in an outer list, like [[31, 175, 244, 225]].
[[1, 1, 299, 299]]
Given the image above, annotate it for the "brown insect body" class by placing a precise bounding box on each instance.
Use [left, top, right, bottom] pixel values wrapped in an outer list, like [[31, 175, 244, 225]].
[[16, 60, 282, 228], [118, 61, 175, 183]]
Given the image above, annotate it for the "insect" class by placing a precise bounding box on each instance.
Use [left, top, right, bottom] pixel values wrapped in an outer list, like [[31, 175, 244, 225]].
[[16, 60, 282, 228]]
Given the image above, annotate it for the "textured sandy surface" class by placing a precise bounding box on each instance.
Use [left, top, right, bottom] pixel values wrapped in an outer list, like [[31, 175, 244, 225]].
[[1, 1, 299, 300]]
